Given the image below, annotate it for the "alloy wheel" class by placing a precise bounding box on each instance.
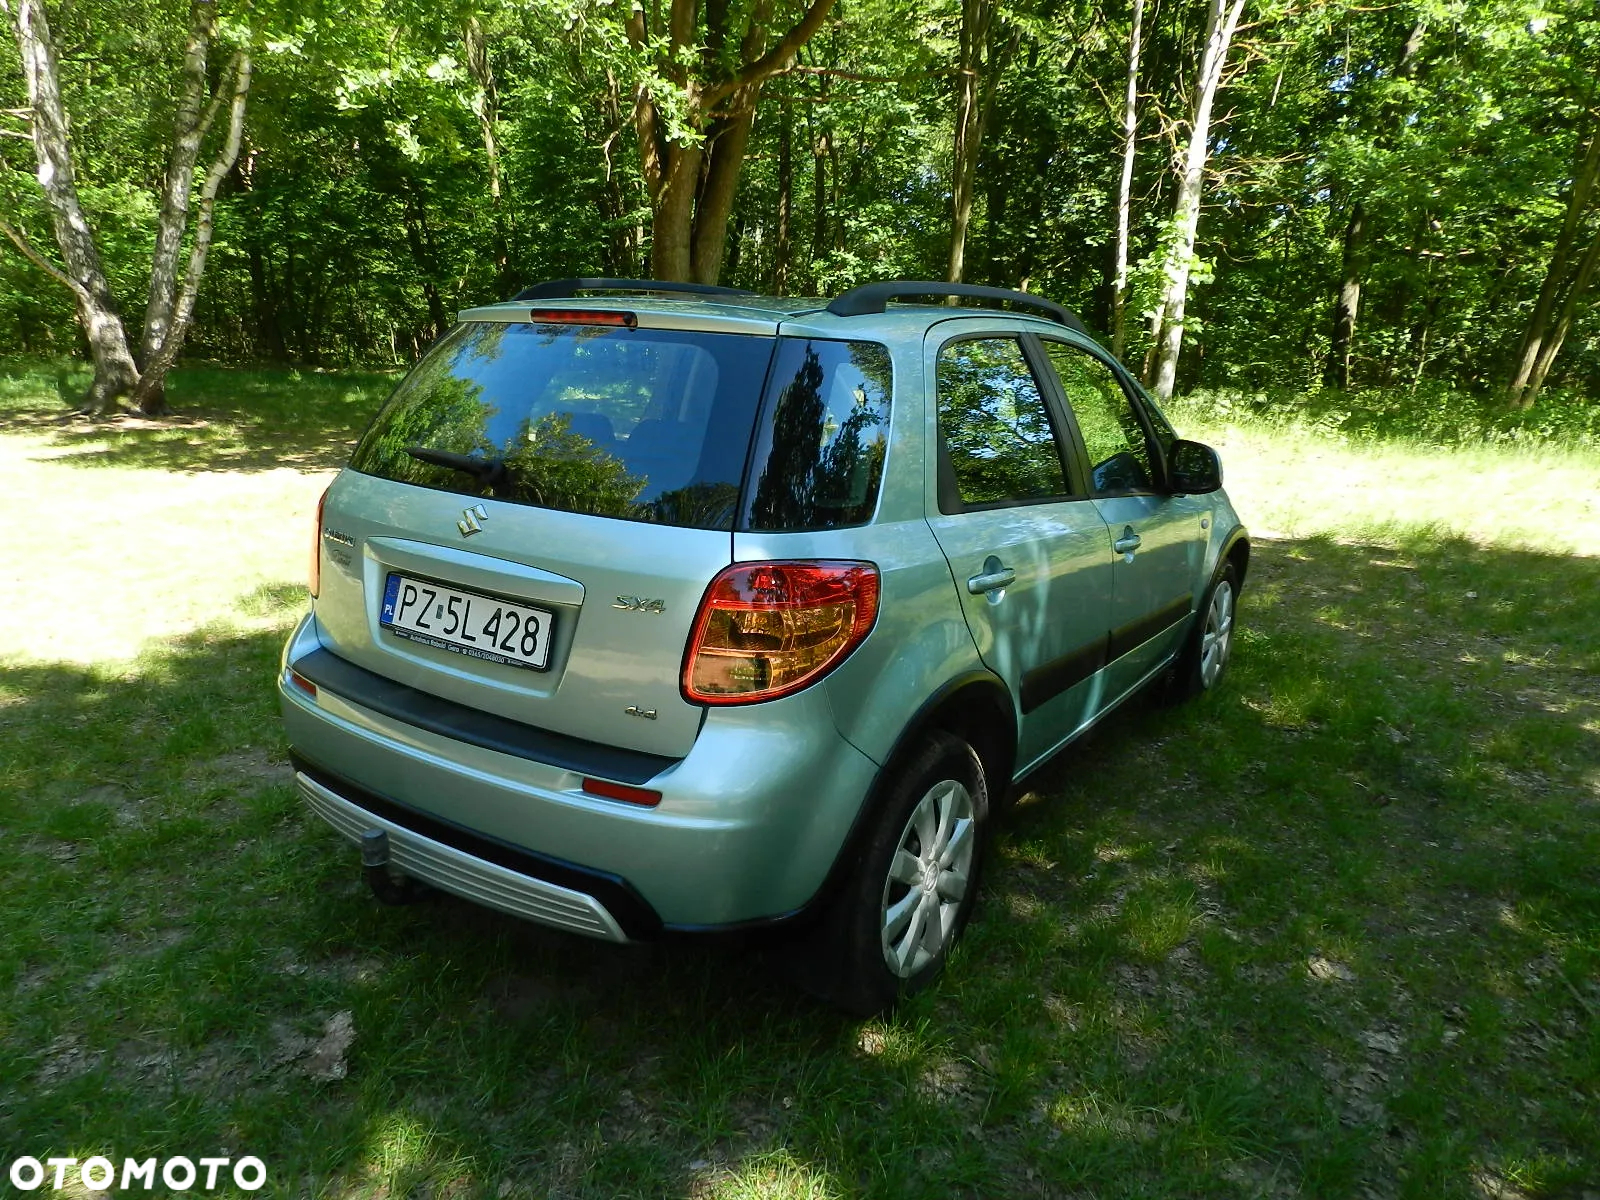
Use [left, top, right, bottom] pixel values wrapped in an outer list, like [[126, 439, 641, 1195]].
[[880, 778, 976, 978], [1200, 578, 1235, 688]]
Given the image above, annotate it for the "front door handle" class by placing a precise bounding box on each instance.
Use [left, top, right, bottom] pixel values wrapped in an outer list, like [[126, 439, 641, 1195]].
[[966, 561, 1016, 595], [1113, 526, 1142, 555]]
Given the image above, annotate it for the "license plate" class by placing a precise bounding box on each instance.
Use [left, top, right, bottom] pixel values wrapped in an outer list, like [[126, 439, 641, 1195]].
[[380, 573, 554, 670]]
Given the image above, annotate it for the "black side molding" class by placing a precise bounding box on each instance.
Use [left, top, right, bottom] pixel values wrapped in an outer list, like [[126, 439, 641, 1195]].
[[1020, 637, 1109, 714], [290, 647, 679, 785], [291, 754, 665, 939], [1108, 596, 1193, 662]]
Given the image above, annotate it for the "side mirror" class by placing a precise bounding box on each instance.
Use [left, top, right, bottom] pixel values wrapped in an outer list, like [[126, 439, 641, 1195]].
[[1169, 439, 1223, 494]]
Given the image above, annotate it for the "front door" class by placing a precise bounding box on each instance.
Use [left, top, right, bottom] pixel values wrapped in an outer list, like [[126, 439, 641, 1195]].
[[1036, 338, 1208, 696], [922, 331, 1114, 771]]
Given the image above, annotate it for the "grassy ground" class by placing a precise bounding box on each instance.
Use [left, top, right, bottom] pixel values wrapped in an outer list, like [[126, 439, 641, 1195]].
[[2, 361, 1597, 1199]]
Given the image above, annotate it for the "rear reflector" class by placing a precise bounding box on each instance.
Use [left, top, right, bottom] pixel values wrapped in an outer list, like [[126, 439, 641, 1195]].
[[526, 309, 638, 328], [289, 670, 318, 699], [582, 777, 662, 807], [682, 560, 879, 705]]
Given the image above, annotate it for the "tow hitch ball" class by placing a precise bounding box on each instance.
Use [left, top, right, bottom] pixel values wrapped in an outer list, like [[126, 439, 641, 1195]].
[[360, 829, 433, 905]]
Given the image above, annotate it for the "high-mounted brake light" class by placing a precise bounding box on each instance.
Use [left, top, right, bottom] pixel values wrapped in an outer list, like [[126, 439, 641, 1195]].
[[683, 561, 880, 705], [309, 485, 330, 598], [526, 309, 638, 328]]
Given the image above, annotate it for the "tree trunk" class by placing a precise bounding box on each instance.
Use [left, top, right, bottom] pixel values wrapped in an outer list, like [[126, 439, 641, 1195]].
[[774, 98, 793, 293], [5, 0, 140, 413], [141, 0, 217, 371], [1325, 200, 1365, 389], [597, 67, 637, 276], [626, 0, 835, 284], [463, 16, 510, 293], [130, 53, 251, 415], [1508, 122, 1600, 407], [1524, 227, 1600, 404], [1150, 0, 1248, 404], [1322, 20, 1424, 394], [1110, 0, 1144, 359], [947, 0, 994, 284]]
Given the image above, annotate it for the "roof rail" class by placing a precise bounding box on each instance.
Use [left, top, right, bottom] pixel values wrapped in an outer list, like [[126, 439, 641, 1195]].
[[512, 278, 757, 302], [826, 281, 1088, 335]]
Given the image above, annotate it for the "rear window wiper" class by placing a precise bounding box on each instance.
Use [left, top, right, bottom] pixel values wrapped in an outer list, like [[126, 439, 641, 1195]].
[[405, 446, 511, 494]]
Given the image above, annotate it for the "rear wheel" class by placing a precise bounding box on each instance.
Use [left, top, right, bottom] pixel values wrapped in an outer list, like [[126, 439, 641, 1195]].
[[796, 731, 989, 1015]]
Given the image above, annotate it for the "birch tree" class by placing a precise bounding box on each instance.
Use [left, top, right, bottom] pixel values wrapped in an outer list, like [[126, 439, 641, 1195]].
[[1109, 0, 1143, 358], [1148, 0, 1247, 403], [1, 0, 251, 414]]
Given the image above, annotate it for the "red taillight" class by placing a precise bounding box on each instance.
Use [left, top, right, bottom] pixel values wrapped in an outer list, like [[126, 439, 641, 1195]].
[[526, 309, 638, 328], [309, 485, 329, 598], [682, 561, 880, 705], [581, 777, 662, 807], [290, 670, 318, 699]]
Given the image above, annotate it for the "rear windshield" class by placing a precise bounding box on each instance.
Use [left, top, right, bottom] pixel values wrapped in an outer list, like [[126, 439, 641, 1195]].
[[350, 321, 892, 532]]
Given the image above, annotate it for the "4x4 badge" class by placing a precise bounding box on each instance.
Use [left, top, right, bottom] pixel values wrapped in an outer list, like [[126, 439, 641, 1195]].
[[458, 504, 489, 537]]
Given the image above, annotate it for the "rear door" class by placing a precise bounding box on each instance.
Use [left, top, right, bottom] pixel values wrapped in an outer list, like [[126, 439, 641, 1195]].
[[921, 327, 1114, 769], [312, 313, 778, 760], [1035, 337, 1208, 696]]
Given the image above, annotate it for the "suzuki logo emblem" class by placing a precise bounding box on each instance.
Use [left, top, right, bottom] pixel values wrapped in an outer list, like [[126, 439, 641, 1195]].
[[458, 504, 488, 537]]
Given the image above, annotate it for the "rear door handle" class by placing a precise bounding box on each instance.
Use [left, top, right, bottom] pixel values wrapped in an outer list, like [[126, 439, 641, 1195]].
[[1113, 526, 1142, 555], [966, 564, 1016, 595]]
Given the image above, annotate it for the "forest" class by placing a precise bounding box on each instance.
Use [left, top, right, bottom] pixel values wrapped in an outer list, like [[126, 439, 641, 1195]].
[[2, 0, 1598, 418]]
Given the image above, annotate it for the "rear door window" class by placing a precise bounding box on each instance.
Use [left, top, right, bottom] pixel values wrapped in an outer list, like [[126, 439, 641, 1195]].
[[935, 337, 1074, 511], [351, 321, 776, 531]]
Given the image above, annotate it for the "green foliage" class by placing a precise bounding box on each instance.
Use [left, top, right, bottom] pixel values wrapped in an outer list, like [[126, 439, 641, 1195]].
[[1170, 383, 1600, 449], [1, 0, 1597, 406]]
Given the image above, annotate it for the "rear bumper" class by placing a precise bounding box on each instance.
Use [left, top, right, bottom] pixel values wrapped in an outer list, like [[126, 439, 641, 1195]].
[[278, 614, 880, 932], [296, 761, 631, 941]]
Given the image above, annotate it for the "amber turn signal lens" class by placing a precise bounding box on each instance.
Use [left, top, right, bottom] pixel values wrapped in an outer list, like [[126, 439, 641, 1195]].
[[309, 485, 329, 598], [682, 561, 879, 705]]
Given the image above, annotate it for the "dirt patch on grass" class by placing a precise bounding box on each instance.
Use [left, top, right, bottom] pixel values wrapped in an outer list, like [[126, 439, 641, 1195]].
[[194, 750, 295, 792]]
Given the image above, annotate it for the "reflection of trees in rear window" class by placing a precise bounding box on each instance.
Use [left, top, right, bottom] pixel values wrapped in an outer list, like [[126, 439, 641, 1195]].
[[501, 414, 648, 516], [937, 338, 1067, 505], [744, 340, 892, 532], [350, 322, 773, 530]]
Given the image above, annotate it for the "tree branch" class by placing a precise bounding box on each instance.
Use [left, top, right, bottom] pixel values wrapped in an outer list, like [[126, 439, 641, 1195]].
[[702, 0, 838, 109], [0, 214, 90, 303]]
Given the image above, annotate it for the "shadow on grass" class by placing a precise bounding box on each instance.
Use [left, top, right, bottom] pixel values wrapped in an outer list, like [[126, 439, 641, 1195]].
[[1, 533, 1597, 1197], [0, 361, 397, 474]]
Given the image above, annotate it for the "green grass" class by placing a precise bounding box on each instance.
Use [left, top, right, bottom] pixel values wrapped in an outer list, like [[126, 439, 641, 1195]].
[[2, 363, 1598, 1198]]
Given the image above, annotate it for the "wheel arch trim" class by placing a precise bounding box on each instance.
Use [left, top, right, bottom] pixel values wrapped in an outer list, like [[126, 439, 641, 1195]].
[[791, 669, 1016, 926]]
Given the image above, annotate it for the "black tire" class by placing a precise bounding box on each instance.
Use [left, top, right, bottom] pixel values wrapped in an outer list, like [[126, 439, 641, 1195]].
[[1168, 560, 1239, 703], [794, 731, 990, 1016]]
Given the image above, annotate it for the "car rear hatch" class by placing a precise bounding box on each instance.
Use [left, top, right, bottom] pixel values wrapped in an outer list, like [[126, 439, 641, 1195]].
[[310, 303, 782, 760]]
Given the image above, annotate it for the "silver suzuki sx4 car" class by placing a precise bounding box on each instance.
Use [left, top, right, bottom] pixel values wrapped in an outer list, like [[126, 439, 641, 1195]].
[[278, 278, 1248, 1012]]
